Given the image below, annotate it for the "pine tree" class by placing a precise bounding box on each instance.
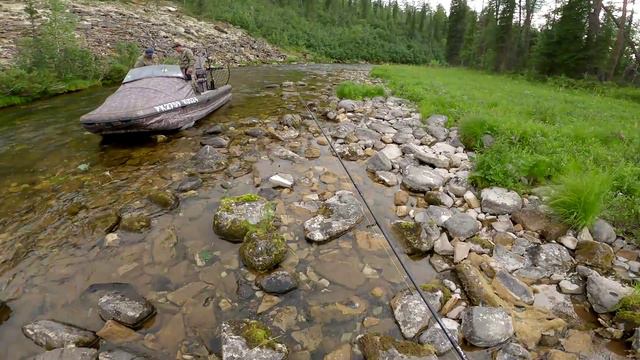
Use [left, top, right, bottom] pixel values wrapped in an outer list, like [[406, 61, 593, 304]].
[[447, 0, 468, 64], [496, 0, 516, 71]]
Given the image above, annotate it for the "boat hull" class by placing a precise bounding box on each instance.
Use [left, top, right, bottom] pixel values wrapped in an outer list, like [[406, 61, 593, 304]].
[[81, 85, 232, 135]]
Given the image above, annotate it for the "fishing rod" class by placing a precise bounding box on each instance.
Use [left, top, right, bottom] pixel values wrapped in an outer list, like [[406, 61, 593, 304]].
[[297, 93, 469, 360]]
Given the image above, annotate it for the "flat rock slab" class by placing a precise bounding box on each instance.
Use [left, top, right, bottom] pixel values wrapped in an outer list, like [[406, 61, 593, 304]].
[[390, 289, 442, 339], [402, 165, 445, 192], [304, 191, 365, 242], [526, 243, 575, 276], [98, 291, 155, 328], [443, 213, 479, 239], [480, 187, 522, 214], [461, 306, 514, 348], [493, 270, 534, 305], [22, 320, 97, 350]]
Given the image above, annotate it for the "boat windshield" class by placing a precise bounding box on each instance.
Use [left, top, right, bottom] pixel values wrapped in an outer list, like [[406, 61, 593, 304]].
[[122, 65, 185, 84]]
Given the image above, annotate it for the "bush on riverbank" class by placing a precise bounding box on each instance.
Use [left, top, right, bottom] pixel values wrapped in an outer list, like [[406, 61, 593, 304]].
[[0, 0, 139, 108], [372, 65, 640, 237]]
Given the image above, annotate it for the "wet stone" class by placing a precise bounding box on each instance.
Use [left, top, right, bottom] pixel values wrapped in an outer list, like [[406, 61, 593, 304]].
[[461, 306, 514, 348], [443, 213, 479, 240], [358, 333, 436, 360], [391, 289, 442, 339], [240, 230, 287, 272], [246, 127, 266, 138], [257, 270, 298, 294], [213, 194, 276, 242], [96, 320, 142, 344], [335, 143, 365, 161], [148, 190, 179, 210], [22, 320, 98, 350], [194, 145, 228, 173], [32, 348, 98, 360], [418, 318, 460, 355], [269, 173, 294, 188], [177, 176, 202, 192], [119, 214, 150, 233], [200, 136, 229, 148], [304, 191, 364, 242], [203, 124, 224, 135], [222, 320, 288, 360], [98, 291, 155, 328], [392, 221, 439, 255]]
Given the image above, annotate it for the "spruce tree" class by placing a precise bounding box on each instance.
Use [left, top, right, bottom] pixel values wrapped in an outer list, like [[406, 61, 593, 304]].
[[447, 0, 468, 64]]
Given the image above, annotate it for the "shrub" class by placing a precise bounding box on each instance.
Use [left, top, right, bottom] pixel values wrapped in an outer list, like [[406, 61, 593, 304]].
[[548, 170, 612, 229], [336, 81, 384, 100]]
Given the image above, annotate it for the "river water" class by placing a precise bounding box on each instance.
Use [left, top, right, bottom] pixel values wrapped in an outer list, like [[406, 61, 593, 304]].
[[0, 65, 452, 359]]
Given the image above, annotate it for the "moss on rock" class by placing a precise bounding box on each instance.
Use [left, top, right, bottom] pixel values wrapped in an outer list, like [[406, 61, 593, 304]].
[[213, 194, 277, 242], [148, 190, 179, 209], [468, 236, 495, 251], [392, 221, 426, 255], [575, 240, 614, 269], [421, 279, 452, 305], [241, 320, 275, 349], [614, 291, 640, 329], [240, 227, 287, 272]]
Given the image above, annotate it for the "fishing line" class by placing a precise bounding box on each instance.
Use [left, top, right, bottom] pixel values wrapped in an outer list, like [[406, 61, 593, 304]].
[[297, 93, 469, 360]]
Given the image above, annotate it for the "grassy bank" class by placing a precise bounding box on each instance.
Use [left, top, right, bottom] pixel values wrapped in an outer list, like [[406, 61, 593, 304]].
[[372, 65, 640, 237]]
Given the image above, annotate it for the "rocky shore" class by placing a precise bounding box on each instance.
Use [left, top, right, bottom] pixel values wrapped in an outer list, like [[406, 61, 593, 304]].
[[1, 65, 639, 359], [0, 0, 287, 66]]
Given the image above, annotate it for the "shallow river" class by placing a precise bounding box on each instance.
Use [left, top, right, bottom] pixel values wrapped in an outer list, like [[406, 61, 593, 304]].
[[0, 64, 457, 359]]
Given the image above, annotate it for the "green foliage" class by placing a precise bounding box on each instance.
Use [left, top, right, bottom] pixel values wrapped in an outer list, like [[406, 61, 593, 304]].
[[336, 81, 384, 100], [373, 65, 640, 235], [446, 0, 468, 64], [181, 0, 446, 64], [101, 42, 140, 84], [548, 169, 612, 229]]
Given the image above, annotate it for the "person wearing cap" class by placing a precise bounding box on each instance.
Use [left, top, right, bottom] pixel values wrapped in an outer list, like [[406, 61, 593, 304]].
[[172, 42, 195, 80], [134, 48, 159, 68]]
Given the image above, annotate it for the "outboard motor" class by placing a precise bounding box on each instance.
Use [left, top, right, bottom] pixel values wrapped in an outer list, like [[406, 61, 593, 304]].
[[194, 51, 231, 93]]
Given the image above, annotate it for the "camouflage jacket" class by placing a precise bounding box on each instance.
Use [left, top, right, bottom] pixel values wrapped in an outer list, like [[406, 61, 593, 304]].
[[133, 54, 159, 68]]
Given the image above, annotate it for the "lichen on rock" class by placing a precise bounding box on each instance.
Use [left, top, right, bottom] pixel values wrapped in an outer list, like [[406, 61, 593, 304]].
[[212, 194, 277, 242], [239, 227, 287, 272]]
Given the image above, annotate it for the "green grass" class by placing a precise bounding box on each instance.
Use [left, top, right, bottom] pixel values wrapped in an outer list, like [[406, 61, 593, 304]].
[[336, 81, 385, 100], [372, 65, 640, 236]]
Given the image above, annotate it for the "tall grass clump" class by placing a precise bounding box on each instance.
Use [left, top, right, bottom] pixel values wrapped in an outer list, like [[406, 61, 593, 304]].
[[336, 82, 384, 100], [548, 170, 612, 229]]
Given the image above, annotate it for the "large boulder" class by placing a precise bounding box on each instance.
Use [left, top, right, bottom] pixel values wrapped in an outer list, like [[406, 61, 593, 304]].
[[480, 187, 523, 215], [511, 208, 568, 241], [22, 320, 97, 350], [240, 229, 287, 272], [390, 289, 442, 339], [304, 191, 364, 242], [585, 271, 633, 313], [461, 307, 514, 348], [97, 291, 155, 328], [590, 219, 616, 244], [221, 320, 288, 360], [443, 214, 479, 239], [402, 165, 445, 192], [575, 240, 614, 269], [526, 243, 575, 276], [358, 333, 437, 359], [213, 194, 276, 242]]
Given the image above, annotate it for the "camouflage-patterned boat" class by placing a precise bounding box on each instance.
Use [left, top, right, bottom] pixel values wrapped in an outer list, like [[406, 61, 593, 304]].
[[80, 65, 231, 135]]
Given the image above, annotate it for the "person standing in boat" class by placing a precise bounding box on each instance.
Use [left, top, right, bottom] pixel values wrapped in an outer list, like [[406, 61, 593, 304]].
[[173, 42, 195, 80], [134, 48, 159, 68]]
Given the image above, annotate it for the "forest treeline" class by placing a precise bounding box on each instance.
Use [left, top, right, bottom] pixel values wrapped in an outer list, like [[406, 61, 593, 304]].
[[184, 0, 639, 83]]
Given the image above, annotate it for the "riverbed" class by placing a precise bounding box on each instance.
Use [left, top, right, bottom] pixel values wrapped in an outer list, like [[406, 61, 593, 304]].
[[0, 64, 449, 359]]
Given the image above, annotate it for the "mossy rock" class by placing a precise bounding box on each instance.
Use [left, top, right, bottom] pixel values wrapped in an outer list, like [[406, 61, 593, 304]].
[[119, 214, 151, 233], [241, 320, 276, 349], [421, 279, 452, 305], [575, 240, 614, 269], [358, 333, 435, 360], [468, 236, 495, 251], [240, 228, 287, 272], [392, 221, 430, 255], [614, 292, 640, 330], [148, 190, 179, 210], [212, 194, 277, 242], [92, 211, 120, 234]]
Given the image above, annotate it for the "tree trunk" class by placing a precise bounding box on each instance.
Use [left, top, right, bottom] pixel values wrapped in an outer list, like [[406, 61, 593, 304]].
[[604, 5, 640, 78], [607, 0, 629, 80], [520, 0, 537, 67]]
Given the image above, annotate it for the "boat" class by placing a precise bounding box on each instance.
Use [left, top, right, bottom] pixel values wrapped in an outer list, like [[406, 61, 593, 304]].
[[80, 64, 231, 135]]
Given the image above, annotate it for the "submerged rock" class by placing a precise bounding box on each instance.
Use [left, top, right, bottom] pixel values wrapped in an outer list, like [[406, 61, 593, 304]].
[[213, 194, 276, 242], [98, 349, 145, 360], [257, 270, 298, 294], [221, 320, 288, 360], [391, 289, 442, 339], [176, 176, 202, 192], [200, 136, 229, 148], [240, 229, 287, 272], [402, 165, 445, 192], [443, 213, 479, 239], [268, 173, 294, 188], [97, 291, 155, 328], [304, 191, 364, 242], [194, 145, 228, 173], [22, 320, 97, 350], [480, 187, 522, 215], [147, 190, 179, 210], [32, 348, 98, 360], [358, 333, 436, 360], [418, 318, 460, 355], [461, 307, 514, 348], [119, 214, 150, 233]]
